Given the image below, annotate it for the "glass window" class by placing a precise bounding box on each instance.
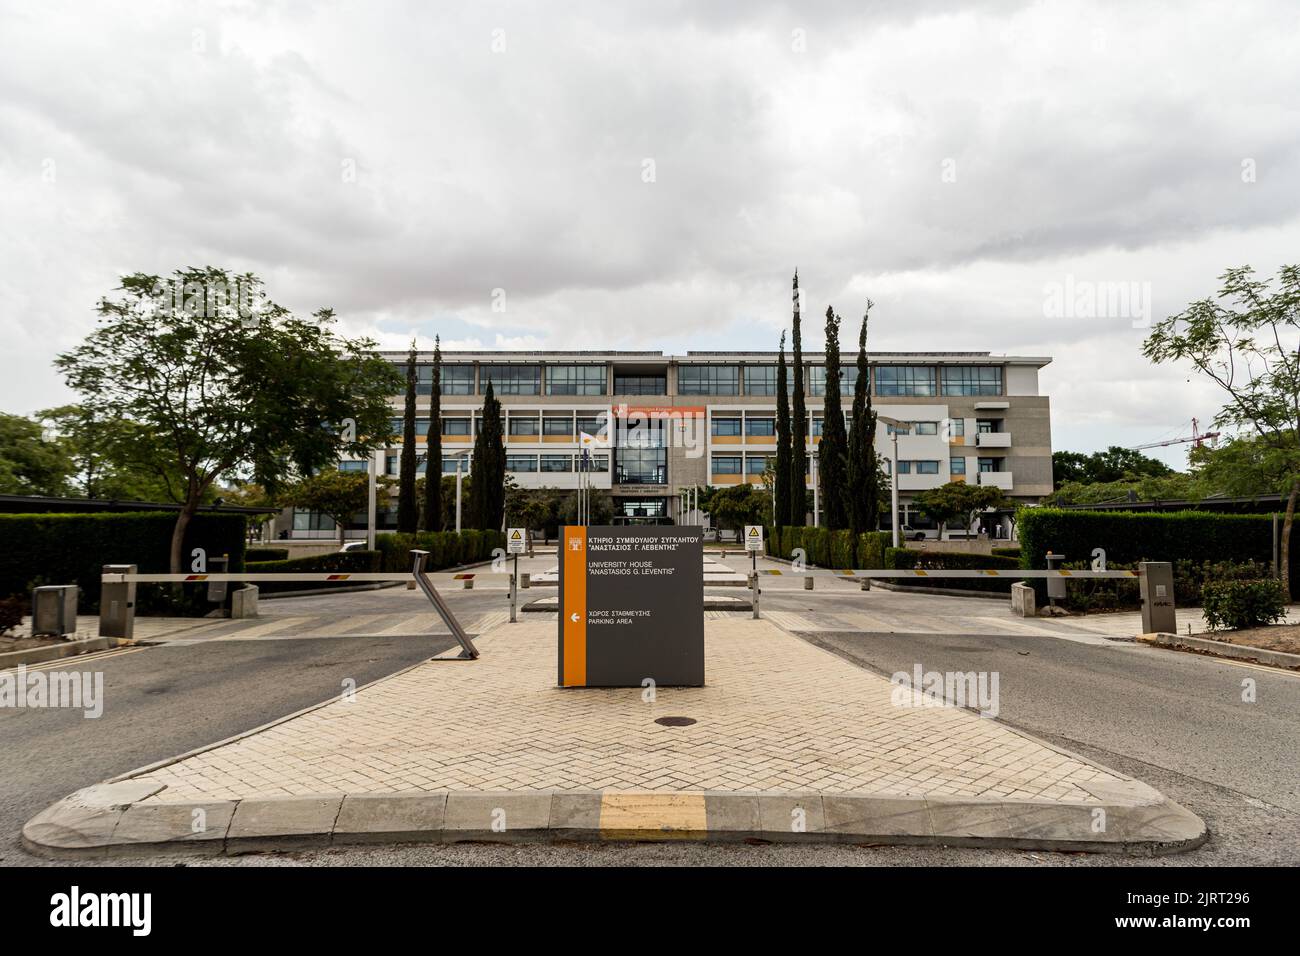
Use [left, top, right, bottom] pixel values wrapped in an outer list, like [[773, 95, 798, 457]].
[[578, 452, 610, 471], [442, 418, 471, 435], [875, 365, 936, 396], [744, 365, 777, 396], [545, 365, 606, 396], [576, 414, 608, 438], [616, 448, 666, 484], [916, 460, 940, 475], [508, 417, 540, 436], [941, 365, 1003, 396], [811, 417, 824, 437], [480, 364, 540, 395], [711, 455, 742, 475], [543, 416, 573, 436], [613, 374, 666, 395], [745, 456, 770, 475], [506, 454, 538, 473], [745, 417, 775, 437], [896, 460, 912, 474], [292, 508, 336, 531], [948, 417, 965, 437], [950, 456, 967, 475], [808, 364, 858, 396], [977, 419, 999, 434], [885, 422, 911, 435], [978, 457, 999, 473], [913, 421, 938, 436], [540, 454, 572, 473], [442, 364, 475, 395], [711, 417, 742, 437], [678, 365, 739, 395], [442, 455, 471, 474], [338, 460, 367, 472]]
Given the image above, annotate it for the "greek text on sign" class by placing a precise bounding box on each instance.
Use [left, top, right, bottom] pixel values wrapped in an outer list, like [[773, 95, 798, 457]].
[[507, 528, 526, 554], [745, 525, 764, 552]]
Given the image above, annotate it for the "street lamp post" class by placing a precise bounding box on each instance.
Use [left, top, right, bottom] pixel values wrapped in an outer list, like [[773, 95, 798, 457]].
[[811, 448, 819, 527], [877, 415, 910, 550], [452, 450, 470, 533]]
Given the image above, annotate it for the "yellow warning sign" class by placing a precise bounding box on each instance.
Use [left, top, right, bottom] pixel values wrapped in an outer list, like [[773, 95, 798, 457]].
[[744, 525, 763, 552], [507, 527, 526, 554]]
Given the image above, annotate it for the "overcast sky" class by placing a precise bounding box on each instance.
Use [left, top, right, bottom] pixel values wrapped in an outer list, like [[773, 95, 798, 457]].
[[2, 0, 1298, 467]]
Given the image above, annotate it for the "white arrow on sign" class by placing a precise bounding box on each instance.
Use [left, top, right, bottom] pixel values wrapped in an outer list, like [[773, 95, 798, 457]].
[[570, 612, 580, 623]]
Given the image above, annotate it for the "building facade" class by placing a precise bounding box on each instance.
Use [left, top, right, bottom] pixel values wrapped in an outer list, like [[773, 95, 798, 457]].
[[304, 349, 1051, 537]]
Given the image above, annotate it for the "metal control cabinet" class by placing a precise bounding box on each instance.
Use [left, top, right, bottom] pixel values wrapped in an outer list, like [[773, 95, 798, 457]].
[[32, 585, 78, 637]]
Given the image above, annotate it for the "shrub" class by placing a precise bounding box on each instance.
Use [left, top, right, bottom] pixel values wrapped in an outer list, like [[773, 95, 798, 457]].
[[374, 529, 505, 573], [244, 547, 290, 562], [801, 527, 830, 566], [885, 548, 1022, 593], [991, 546, 1021, 559], [0, 511, 246, 614], [857, 531, 891, 569], [829, 530, 857, 568], [246, 550, 382, 594], [1202, 579, 1287, 631], [0, 596, 24, 635]]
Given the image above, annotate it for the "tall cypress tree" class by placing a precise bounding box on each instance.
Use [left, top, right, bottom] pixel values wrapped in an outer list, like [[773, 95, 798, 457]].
[[819, 307, 849, 529], [774, 330, 792, 529], [422, 336, 443, 530], [396, 341, 419, 533], [847, 302, 880, 533], [789, 270, 808, 526], [470, 380, 505, 531]]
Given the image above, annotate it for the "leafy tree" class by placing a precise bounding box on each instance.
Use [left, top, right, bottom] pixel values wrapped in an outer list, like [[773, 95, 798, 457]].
[[1143, 264, 1300, 597], [468, 381, 505, 531], [423, 336, 443, 530], [817, 306, 849, 529], [286, 468, 390, 546], [774, 331, 792, 527], [706, 482, 770, 536], [913, 482, 1007, 536], [36, 405, 169, 500], [846, 302, 880, 532], [55, 268, 402, 572], [1047, 473, 1206, 506], [558, 488, 614, 526], [397, 342, 419, 532], [0, 412, 72, 495], [788, 270, 808, 526], [1188, 433, 1286, 498], [1052, 446, 1172, 488]]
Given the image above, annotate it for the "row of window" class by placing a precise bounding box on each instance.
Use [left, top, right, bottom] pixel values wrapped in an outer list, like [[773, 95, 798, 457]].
[[881, 457, 1005, 475], [711, 455, 774, 476], [505, 453, 610, 473], [400, 363, 1006, 397]]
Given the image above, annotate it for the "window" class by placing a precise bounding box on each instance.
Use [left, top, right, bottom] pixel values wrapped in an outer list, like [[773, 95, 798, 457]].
[[745, 417, 775, 437], [978, 457, 1000, 473], [977, 419, 999, 434], [442, 418, 471, 435], [616, 448, 666, 484], [950, 456, 967, 475], [916, 460, 940, 475], [543, 416, 573, 436], [678, 365, 739, 395], [885, 422, 911, 435], [711, 417, 742, 437], [941, 365, 1003, 396], [948, 417, 965, 438], [744, 365, 777, 396], [442, 455, 471, 474], [896, 460, 912, 474], [540, 454, 572, 473], [579, 453, 610, 471], [712, 455, 742, 475], [480, 364, 540, 395], [441, 364, 475, 395], [385, 454, 400, 476], [875, 365, 936, 396], [745, 455, 770, 475], [913, 421, 938, 436], [508, 417, 540, 437], [545, 365, 606, 396], [292, 508, 337, 531], [809, 365, 858, 396], [811, 417, 824, 437], [338, 460, 367, 472], [614, 374, 666, 395], [576, 414, 608, 439], [506, 454, 538, 473]]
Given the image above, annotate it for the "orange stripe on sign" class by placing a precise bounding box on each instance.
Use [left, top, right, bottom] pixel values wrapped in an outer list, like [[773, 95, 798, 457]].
[[561, 525, 587, 687], [185, 575, 208, 581], [326, 574, 350, 580]]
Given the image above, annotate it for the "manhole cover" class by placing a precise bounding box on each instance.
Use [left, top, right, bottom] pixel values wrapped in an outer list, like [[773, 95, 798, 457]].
[[654, 716, 697, 727]]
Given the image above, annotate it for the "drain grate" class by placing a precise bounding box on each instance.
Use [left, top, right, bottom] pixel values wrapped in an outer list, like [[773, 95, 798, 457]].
[[654, 716, 697, 727]]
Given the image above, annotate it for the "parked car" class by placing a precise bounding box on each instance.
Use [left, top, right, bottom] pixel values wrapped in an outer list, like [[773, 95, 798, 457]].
[[339, 540, 367, 553], [900, 525, 931, 541]]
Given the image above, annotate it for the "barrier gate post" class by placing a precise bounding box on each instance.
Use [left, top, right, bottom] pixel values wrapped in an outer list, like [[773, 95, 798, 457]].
[[100, 564, 137, 640]]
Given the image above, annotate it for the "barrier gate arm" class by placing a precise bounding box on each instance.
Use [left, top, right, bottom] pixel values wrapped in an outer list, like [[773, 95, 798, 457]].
[[410, 550, 479, 659]]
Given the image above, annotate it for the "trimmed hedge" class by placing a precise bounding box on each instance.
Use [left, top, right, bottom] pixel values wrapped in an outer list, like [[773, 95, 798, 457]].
[[885, 548, 1023, 593], [764, 527, 891, 569], [1202, 578, 1287, 631], [374, 529, 505, 573], [0, 511, 247, 613], [244, 547, 290, 562], [245, 550, 382, 594], [991, 546, 1021, 559]]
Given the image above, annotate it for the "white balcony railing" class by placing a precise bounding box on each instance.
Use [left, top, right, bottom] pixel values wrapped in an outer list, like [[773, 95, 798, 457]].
[[975, 431, 1012, 448], [978, 471, 1014, 491]]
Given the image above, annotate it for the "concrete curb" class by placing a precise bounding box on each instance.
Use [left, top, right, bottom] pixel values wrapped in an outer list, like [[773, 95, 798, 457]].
[[21, 783, 1207, 859], [0, 636, 133, 669], [1138, 631, 1300, 670]]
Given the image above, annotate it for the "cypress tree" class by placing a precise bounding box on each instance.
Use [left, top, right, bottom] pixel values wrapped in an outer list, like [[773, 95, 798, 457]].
[[423, 336, 443, 530], [470, 380, 505, 531], [774, 330, 792, 529], [789, 270, 808, 526], [847, 302, 880, 533], [396, 341, 419, 533], [818, 307, 849, 529]]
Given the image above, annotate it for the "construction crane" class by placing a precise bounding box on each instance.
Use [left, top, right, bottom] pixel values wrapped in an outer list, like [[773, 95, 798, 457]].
[[1129, 418, 1220, 451]]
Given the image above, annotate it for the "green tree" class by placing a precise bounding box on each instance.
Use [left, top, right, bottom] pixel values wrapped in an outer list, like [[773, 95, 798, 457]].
[[423, 336, 443, 530], [789, 270, 808, 526], [1053, 446, 1172, 488], [847, 302, 881, 533], [1143, 264, 1300, 597], [469, 381, 505, 531], [774, 330, 792, 528], [913, 482, 1006, 537], [396, 342, 419, 533], [286, 468, 386, 546], [0, 412, 72, 495], [706, 483, 769, 536], [55, 268, 402, 572], [818, 306, 849, 529]]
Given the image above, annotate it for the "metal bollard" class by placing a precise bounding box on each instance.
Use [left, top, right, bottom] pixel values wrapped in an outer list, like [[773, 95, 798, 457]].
[[859, 577, 871, 591], [804, 576, 814, 590], [521, 572, 531, 589], [463, 577, 474, 590]]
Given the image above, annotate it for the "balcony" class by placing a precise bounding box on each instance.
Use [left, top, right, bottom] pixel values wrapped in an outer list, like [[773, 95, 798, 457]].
[[978, 471, 1014, 491], [975, 431, 1011, 448]]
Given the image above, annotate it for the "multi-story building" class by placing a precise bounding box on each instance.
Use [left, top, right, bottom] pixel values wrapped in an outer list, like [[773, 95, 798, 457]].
[[295, 349, 1051, 538]]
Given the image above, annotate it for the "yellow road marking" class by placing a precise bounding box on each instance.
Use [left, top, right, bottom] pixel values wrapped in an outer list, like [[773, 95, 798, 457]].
[[5, 645, 147, 673]]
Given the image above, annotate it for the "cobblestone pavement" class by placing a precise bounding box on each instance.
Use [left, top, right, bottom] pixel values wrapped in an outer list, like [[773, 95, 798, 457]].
[[133, 618, 1125, 804]]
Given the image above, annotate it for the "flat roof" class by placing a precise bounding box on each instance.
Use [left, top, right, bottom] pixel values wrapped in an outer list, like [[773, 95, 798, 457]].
[[380, 350, 1052, 367]]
